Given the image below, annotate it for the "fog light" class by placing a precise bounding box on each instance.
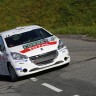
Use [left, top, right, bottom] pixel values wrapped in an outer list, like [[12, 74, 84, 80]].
[[23, 69, 27, 73], [64, 57, 68, 61]]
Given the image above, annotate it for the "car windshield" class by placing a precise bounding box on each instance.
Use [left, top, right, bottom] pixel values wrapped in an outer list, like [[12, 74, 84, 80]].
[[5, 28, 53, 48]]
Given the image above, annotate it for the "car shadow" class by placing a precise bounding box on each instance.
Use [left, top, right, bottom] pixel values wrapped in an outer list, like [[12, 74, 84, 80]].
[[0, 75, 11, 82], [0, 63, 69, 82]]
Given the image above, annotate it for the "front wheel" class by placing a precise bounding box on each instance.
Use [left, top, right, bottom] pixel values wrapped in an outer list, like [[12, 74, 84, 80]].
[[8, 65, 18, 82]]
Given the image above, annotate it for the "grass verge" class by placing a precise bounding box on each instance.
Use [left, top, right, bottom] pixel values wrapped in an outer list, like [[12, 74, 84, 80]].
[[49, 26, 96, 38]]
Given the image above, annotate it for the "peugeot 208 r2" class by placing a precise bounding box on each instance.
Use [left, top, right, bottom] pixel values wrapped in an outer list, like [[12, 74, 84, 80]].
[[0, 25, 70, 81]]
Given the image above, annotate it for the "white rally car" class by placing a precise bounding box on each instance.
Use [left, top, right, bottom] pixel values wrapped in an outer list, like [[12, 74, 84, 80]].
[[0, 25, 70, 81]]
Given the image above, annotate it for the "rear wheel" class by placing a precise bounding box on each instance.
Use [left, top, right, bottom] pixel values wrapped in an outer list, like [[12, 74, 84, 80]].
[[8, 64, 18, 82]]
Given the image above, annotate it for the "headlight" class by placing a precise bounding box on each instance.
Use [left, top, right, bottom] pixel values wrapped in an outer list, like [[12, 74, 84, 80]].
[[58, 40, 65, 50], [11, 52, 28, 60]]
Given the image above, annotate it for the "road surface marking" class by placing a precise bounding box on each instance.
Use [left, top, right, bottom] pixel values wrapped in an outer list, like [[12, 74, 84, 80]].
[[30, 78, 38, 81], [42, 83, 63, 92], [73, 95, 80, 96]]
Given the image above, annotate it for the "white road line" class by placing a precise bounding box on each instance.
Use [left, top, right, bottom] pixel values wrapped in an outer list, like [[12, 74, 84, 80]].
[[30, 78, 38, 81], [42, 83, 63, 92], [73, 95, 80, 96]]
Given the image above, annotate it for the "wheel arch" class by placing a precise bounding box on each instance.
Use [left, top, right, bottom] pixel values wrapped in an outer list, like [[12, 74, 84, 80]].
[[7, 61, 18, 82]]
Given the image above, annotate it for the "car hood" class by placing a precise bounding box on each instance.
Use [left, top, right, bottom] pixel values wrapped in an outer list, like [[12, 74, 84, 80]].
[[8, 36, 59, 57]]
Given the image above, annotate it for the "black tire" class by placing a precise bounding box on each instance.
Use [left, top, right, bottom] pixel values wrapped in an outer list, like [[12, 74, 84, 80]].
[[8, 64, 18, 82]]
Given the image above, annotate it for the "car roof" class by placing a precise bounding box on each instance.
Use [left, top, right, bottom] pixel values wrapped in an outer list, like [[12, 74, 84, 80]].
[[0, 25, 42, 37]]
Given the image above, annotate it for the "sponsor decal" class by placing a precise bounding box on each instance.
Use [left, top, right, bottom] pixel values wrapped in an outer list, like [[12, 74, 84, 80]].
[[15, 60, 22, 63], [23, 39, 48, 49], [16, 67, 22, 70], [20, 41, 57, 53], [22, 36, 56, 49], [15, 60, 28, 63]]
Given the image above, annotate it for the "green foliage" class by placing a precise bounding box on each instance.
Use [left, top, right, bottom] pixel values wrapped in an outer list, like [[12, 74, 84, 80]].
[[50, 25, 96, 37], [0, 0, 96, 37]]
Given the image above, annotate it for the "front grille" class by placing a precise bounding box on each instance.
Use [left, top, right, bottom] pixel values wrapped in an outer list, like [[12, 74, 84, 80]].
[[29, 50, 58, 66]]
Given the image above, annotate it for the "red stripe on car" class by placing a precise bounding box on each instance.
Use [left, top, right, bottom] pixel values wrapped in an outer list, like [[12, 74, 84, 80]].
[[20, 41, 57, 53]]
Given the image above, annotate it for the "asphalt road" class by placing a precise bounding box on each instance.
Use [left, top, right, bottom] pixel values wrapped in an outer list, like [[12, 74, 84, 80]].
[[0, 36, 96, 96]]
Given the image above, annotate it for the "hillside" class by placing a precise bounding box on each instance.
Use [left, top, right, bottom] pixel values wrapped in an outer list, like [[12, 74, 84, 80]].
[[0, 0, 96, 37]]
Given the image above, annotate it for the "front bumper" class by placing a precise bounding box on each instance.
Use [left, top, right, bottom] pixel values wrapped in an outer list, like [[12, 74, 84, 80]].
[[13, 47, 70, 77]]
